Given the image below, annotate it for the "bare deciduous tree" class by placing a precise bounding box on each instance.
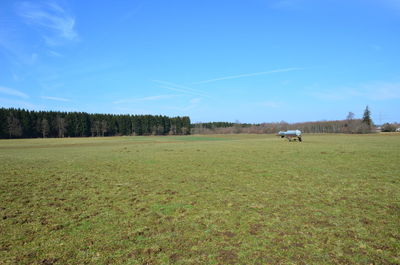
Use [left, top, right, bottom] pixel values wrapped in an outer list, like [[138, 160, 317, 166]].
[[233, 120, 242, 134], [169, 124, 176, 135], [91, 121, 100, 137], [101, 120, 108, 137], [7, 114, 22, 138], [346, 112, 356, 133], [346, 112, 355, 120], [55, 116, 66, 138], [41, 118, 49, 138]]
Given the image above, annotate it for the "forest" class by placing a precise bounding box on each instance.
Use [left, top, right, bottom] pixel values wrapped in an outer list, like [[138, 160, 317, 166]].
[[0, 106, 377, 139], [0, 108, 191, 139]]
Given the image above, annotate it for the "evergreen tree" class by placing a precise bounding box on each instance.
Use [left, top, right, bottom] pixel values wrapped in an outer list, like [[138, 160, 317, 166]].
[[362, 105, 372, 126], [0, 108, 191, 138], [0, 108, 8, 138]]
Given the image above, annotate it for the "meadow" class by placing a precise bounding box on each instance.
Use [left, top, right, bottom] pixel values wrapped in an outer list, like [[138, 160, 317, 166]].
[[0, 134, 399, 264]]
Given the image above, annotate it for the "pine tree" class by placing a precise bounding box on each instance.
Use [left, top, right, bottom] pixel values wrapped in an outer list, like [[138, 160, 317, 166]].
[[0, 108, 191, 138], [362, 106, 372, 126]]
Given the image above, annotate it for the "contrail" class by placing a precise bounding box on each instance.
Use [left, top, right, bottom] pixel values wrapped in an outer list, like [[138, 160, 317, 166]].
[[192, 67, 303, 85], [158, 86, 210, 98], [153, 80, 211, 98], [113, 94, 177, 104]]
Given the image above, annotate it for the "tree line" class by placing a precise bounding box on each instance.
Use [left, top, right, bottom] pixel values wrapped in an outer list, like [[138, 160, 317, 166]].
[[0, 108, 191, 139], [381, 123, 399, 132], [192, 120, 368, 134], [192, 106, 376, 134]]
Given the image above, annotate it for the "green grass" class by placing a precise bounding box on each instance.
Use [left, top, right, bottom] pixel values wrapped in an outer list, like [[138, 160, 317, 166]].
[[0, 134, 399, 264]]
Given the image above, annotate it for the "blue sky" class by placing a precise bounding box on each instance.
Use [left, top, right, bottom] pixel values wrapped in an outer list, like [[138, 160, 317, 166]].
[[0, 0, 399, 123]]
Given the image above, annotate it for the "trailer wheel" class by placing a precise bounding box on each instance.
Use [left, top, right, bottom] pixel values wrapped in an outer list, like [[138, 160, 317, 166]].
[[299, 137, 302, 142]]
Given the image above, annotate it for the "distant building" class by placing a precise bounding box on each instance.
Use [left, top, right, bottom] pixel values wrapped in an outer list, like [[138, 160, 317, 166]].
[[396, 127, 400, 132]]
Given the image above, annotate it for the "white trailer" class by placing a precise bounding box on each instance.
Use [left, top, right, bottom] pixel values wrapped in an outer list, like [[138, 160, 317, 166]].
[[277, 130, 302, 142]]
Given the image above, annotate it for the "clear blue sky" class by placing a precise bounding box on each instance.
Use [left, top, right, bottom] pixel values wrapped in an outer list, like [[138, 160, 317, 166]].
[[1, 0, 399, 123]]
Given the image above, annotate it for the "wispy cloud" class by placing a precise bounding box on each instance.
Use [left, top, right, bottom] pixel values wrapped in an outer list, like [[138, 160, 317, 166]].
[[192, 67, 303, 84], [153, 80, 209, 97], [0, 86, 29, 99], [153, 80, 211, 98], [311, 82, 400, 101], [113, 94, 177, 104], [16, 1, 78, 46], [0, 97, 39, 110], [190, 98, 202, 104], [41, 96, 70, 102], [158, 85, 210, 98], [165, 97, 203, 112], [47, 50, 63, 57]]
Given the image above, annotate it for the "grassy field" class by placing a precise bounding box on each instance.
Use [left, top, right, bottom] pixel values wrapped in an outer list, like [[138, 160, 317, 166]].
[[0, 134, 399, 264]]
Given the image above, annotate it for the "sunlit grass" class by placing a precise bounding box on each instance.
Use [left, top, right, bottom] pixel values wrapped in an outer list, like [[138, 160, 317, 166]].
[[0, 134, 399, 264]]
